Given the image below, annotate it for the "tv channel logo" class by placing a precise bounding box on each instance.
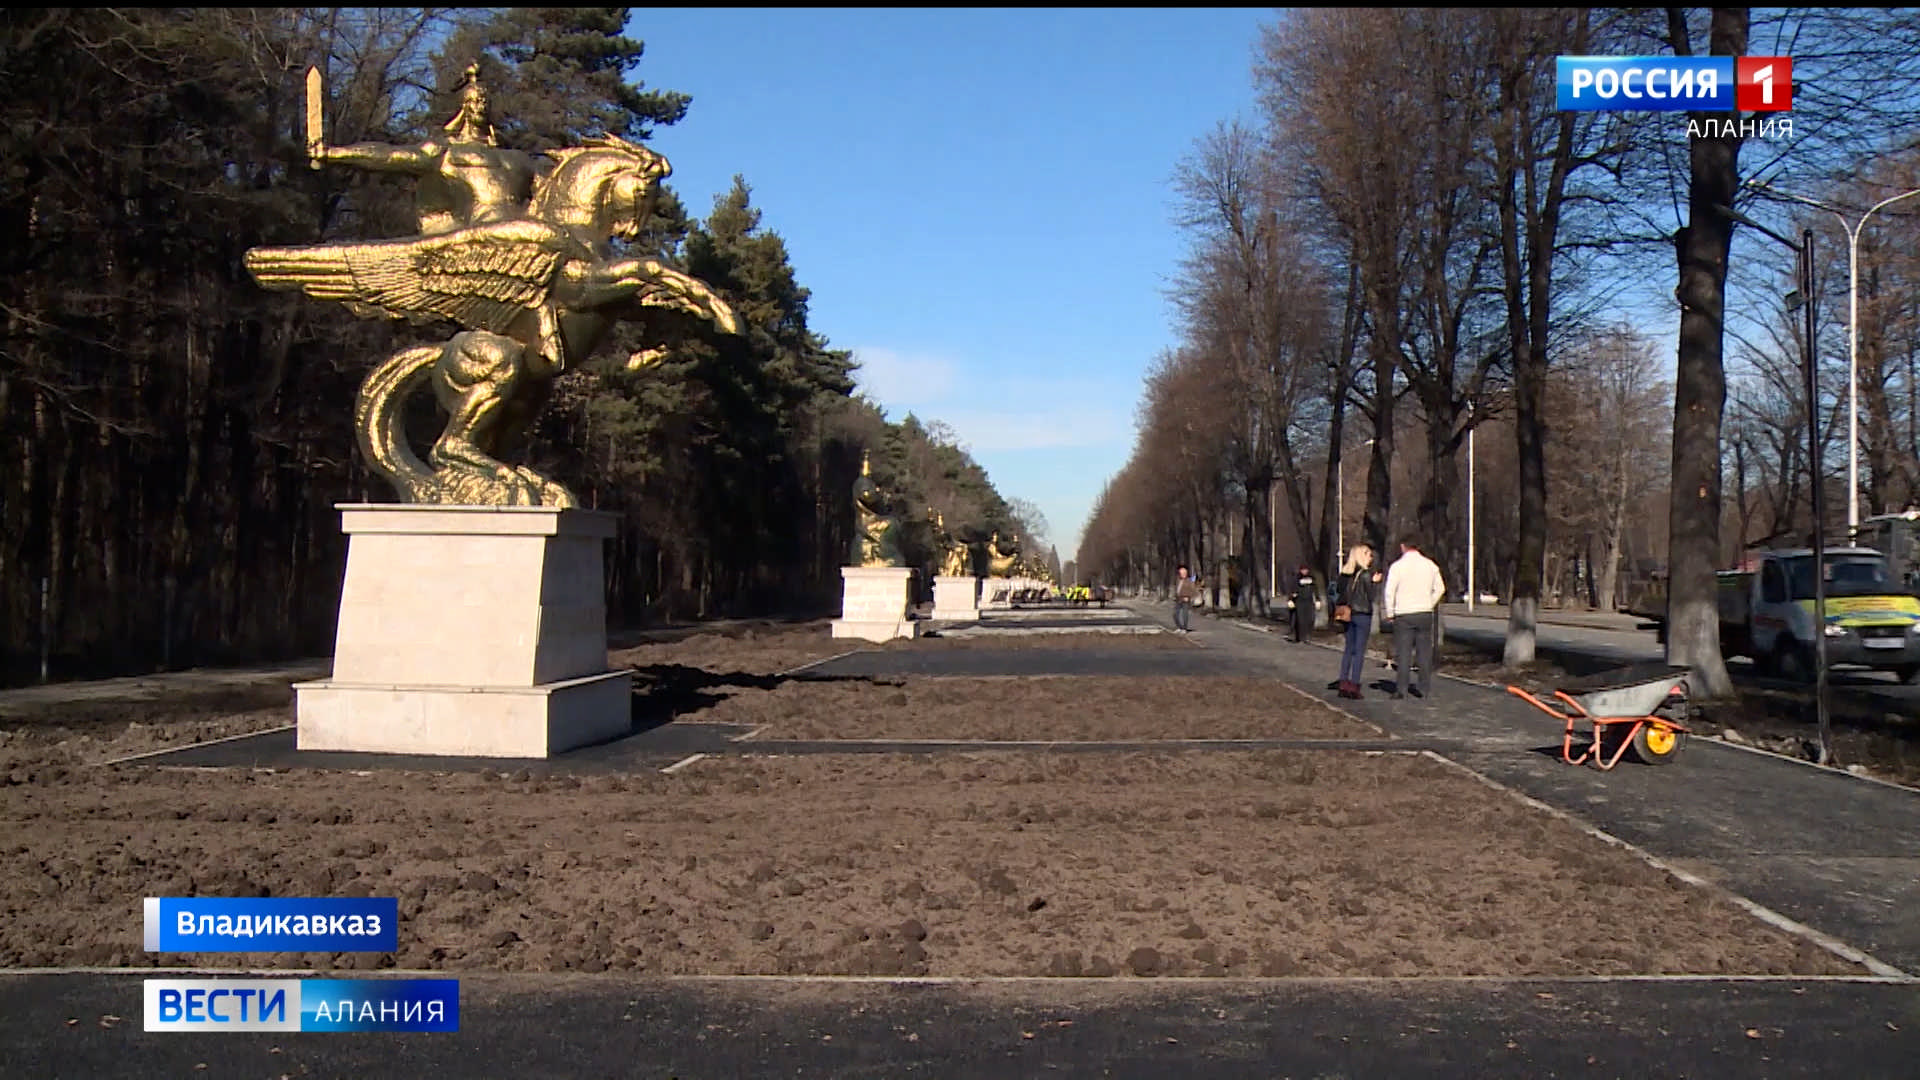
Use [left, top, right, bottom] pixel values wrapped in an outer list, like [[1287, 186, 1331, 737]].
[[1557, 56, 1792, 112], [144, 979, 459, 1032]]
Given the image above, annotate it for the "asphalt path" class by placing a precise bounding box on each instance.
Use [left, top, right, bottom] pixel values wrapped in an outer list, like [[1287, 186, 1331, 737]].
[[1441, 612, 1920, 714], [4, 972, 1917, 1079]]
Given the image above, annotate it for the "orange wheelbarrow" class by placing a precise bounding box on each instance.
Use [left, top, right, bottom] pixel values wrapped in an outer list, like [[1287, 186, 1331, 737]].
[[1506, 663, 1693, 770]]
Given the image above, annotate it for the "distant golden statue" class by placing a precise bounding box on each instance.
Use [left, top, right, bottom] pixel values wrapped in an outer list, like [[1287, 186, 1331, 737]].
[[851, 452, 901, 568], [931, 508, 970, 577], [986, 530, 1019, 578], [246, 64, 739, 507]]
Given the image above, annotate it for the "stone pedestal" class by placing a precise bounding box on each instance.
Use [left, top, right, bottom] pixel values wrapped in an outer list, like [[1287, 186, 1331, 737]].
[[832, 566, 920, 642], [294, 504, 632, 758], [932, 575, 981, 622]]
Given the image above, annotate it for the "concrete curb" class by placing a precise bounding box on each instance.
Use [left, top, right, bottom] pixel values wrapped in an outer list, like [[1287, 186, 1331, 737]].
[[1416, 750, 1914, 981]]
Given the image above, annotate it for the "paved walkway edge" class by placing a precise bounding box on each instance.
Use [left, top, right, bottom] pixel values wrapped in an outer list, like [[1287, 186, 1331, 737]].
[[1414, 751, 1914, 981]]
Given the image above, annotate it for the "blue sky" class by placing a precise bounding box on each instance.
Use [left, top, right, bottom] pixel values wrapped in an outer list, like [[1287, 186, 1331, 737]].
[[623, 8, 1275, 562]]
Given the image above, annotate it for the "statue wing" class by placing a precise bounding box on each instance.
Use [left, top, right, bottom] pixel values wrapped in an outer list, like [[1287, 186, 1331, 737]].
[[244, 221, 570, 333]]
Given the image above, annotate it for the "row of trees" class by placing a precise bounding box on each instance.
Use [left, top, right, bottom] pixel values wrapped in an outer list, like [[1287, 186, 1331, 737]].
[[1079, 7, 1920, 690], [0, 8, 1037, 684]]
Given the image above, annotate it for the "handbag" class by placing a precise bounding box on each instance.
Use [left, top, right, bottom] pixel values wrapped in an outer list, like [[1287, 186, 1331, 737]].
[[1331, 571, 1355, 625]]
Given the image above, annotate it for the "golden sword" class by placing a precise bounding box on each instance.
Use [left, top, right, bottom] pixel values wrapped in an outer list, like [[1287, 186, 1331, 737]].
[[306, 65, 324, 168]]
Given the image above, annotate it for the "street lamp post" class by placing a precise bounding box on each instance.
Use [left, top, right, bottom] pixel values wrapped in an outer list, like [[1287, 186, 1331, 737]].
[[1718, 200, 1833, 765], [1794, 228, 1833, 767], [1467, 410, 1476, 614], [1747, 179, 1920, 534], [1337, 437, 1376, 565]]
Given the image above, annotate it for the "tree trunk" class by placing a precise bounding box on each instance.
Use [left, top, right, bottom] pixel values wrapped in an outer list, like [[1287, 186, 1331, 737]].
[[1662, 6, 1743, 699], [1363, 334, 1396, 556], [1598, 467, 1628, 610], [1317, 258, 1363, 584], [1418, 393, 1461, 587], [1492, 9, 1588, 667]]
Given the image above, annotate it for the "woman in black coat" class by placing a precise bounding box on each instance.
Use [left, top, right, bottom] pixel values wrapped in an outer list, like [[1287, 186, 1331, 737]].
[[1334, 545, 1383, 698], [1288, 565, 1317, 642]]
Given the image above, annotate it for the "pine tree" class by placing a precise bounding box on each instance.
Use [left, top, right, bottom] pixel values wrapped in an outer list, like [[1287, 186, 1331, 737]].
[[436, 7, 689, 150]]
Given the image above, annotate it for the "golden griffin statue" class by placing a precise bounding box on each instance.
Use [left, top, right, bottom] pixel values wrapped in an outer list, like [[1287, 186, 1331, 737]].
[[245, 63, 740, 507], [851, 451, 901, 568], [986, 530, 1020, 578], [931, 508, 971, 577]]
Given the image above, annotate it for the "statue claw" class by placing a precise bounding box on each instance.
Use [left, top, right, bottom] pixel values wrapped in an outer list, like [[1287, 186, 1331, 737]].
[[626, 347, 668, 371]]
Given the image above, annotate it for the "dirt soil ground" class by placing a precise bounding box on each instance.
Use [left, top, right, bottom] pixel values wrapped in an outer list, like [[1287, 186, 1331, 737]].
[[0, 622, 1864, 978], [0, 751, 1855, 977], [723, 677, 1375, 742], [609, 620, 878, 676]]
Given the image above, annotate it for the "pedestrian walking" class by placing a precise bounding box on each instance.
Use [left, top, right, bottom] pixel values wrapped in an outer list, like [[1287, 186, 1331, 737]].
[[1288, 564, 1317, 643], [1333, 545, 1384, 699], [1173, 564, 1199, 633], [1380, 537, 1446, 700]]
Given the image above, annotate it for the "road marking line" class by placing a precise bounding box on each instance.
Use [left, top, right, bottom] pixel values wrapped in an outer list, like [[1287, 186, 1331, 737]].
[[661, 753, 707, 774], [1416, 749, 1914, 981], [715, 737, 1406, 748], [776, 650, 862, 677], [90, 724, 297, 767]]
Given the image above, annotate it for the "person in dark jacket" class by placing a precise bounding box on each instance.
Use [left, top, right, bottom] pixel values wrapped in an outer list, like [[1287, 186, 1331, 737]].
[[1288, 565, 1317, 642], [1173, 564, 1199, 632], [1334, 543, 1384, 699]]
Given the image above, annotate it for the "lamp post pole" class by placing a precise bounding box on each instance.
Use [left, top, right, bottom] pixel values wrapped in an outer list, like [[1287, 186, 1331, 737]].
[[1336, 438, 1376, 566], [1799, 228, 1833, 766], [1716, 201, 1832, 764], [1747, 180, 1920, 534], [1467, 411, 1476, 614]]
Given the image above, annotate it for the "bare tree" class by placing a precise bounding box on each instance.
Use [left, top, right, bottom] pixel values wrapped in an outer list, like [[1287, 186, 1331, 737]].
[[1547, 327, 1671, 609], [1172, 121, 1336, 612]]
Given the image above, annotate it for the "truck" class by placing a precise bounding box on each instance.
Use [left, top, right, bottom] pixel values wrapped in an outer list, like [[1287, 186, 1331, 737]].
[[1716, 546, 1920, 684], [1636, 546, 1920, 683], [1852, 509, 1920, 592]]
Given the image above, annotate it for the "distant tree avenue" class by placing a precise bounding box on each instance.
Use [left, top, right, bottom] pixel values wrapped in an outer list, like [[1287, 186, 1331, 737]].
[[1079, 6, 1920, 694]]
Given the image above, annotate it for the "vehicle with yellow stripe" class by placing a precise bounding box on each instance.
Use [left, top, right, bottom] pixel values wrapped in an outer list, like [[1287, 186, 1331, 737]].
[[1721, 547, 1920, 684], [1854, 509, 1920, 591]]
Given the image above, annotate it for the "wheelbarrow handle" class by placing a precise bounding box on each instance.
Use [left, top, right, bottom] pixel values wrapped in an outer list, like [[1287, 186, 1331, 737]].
[[1506, 685, 1572, 720]]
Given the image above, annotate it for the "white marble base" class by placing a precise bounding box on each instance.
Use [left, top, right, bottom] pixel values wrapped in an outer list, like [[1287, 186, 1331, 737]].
[[832, 566, 920, 642], [931, 575, 981, 622], [298, 504, 630, 758], [830, 619, 920, 641], [294, 671, 631, 758]]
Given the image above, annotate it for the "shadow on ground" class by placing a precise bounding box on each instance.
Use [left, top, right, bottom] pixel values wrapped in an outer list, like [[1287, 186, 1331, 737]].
[[623, 663, 888, 736]]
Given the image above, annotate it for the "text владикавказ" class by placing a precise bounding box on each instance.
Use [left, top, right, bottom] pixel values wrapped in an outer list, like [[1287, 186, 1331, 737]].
[[143, 897, 398, 952]]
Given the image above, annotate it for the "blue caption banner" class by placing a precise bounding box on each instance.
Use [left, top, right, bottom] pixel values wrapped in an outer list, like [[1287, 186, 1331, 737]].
[[144, 897, 399, 953], [144, 979, 459, 1032], [1556, 56, 1734, 111]]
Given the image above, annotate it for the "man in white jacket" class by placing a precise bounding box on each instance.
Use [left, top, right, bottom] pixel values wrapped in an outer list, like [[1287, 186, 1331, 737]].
[[1381, 537, 1446, 700]]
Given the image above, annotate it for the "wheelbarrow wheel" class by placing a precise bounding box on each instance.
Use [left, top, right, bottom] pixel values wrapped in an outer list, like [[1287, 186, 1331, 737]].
[[1631, 723, 1684, 766]]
